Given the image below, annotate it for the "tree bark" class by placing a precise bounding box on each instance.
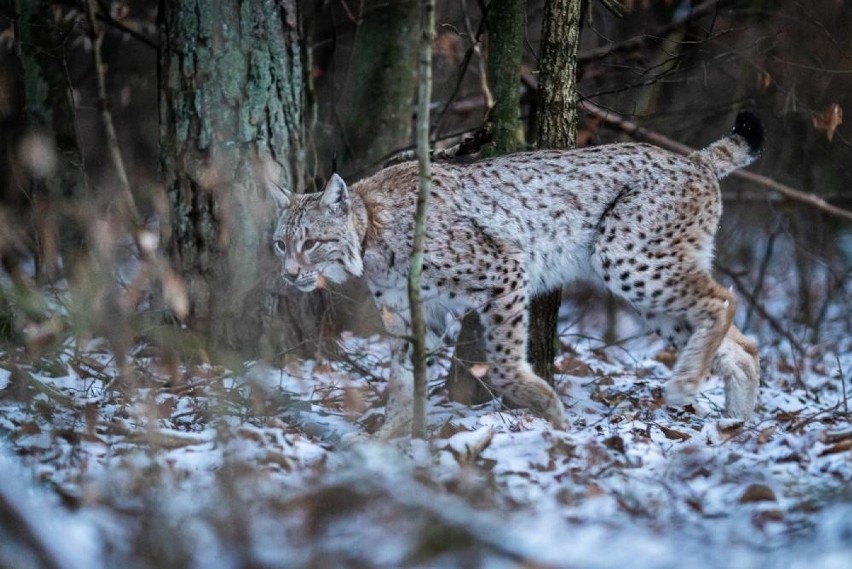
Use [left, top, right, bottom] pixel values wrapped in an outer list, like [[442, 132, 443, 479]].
[[528, 0, 582, 383], [484, 0, 525, 156], [159, 0, 326, 359], [448, 0, 525, 404], [337, 0, 420, 172]]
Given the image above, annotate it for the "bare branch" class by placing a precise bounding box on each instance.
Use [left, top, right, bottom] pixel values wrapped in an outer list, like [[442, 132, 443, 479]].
[[716, 264, 807, 354], [578, 0, 724, 63], [580, 100, 852, 223], [83, 0, 140, 225]]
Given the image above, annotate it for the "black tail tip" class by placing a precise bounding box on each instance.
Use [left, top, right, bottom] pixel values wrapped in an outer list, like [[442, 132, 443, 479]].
[[733, 111, 763, 154]]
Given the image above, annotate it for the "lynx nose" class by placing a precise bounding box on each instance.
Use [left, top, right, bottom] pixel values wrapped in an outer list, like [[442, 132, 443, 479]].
[[284, 259, 301, 279]]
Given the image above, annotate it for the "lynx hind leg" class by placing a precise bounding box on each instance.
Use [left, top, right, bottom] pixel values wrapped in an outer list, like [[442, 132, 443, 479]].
[[593, 220, 735, 410], [476, 270, 565, 427], [660, 274, 735, 406], [713, 325, 760, 419]]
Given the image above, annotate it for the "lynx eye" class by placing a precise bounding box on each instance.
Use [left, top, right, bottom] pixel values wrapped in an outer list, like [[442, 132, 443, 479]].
[[303, 239, 318, 251], [273, 239, 287, 254]]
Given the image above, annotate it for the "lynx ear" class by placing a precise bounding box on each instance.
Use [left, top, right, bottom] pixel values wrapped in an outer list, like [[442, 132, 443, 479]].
[[320, 173, 349, 214], [269, 182, 293, 211]]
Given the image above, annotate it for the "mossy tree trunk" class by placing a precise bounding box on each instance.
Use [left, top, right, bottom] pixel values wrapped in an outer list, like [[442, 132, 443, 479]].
[[483, 0, 525, 156], [337, 0, 419, 172], [528, 0, 583, 383], [159, 0, 326, 359], [447, 0, 525, 404]]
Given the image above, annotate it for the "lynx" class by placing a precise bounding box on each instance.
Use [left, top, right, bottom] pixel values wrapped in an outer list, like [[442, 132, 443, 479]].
[[271, 112, 763, 437]]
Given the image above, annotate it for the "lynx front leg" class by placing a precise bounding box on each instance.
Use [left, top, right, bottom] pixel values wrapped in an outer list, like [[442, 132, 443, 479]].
[[477, 273, 565, 427]]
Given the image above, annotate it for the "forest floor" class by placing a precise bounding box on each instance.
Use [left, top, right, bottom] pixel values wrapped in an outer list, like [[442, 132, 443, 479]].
[[1, 279, 851, 569]]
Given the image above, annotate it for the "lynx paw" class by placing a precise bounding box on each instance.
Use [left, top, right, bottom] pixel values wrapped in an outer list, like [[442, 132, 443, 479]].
[[663, 375, 700, 408], [510, 363, 566, 428]]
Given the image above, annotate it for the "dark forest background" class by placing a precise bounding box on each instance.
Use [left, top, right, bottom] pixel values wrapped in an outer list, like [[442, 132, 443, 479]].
[[1, 0, 849, 370], [1, 2, 851, 567]]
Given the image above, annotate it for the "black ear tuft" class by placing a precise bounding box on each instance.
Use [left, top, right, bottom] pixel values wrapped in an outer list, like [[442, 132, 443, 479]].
[[331, 152, 338, 175], [733, 111, 763, 155]]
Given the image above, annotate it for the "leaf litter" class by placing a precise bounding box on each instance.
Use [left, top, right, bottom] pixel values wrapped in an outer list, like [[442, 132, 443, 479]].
[[1, 301, 851, 568]]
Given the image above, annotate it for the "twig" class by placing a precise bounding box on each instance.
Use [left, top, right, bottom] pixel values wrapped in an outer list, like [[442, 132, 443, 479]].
[[716, 264, 806, 354], [408, 0, 436, 439], [83, 0, 140, 225], [433, 0, 490, 141], [95, 1, 157, 50], [578, 100, 852, 223], [786, 401, 843, 432], [838, 354, 849, 417], [744, 228, 778, 328], [577, 0, 724, 63]]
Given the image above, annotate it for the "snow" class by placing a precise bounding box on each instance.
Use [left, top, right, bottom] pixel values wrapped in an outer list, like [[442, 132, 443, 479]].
[[1, 262, 851, 567]]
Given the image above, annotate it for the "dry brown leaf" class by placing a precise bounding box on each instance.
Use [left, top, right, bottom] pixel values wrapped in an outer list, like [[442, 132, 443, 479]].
[[162, 271, 189, 320], [820, 427, 852, 445], [659, 425, 691, 441], [438, 421, 470, 439], [556, 357, 593, 377], [752, 509, 784, 529], [469, 363, 490, 379], [757, 426, 776, 444], [739, 483, 777, 503], [603, 434, 625, 454], [655, 347, 678, 369], [757, 69, 772, 91], [380, 306, 396, 328], [819, 438, 852, 456], [811, 103, 843, 142]]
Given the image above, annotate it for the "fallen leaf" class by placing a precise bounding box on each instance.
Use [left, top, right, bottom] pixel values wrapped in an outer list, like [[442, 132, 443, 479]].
[[655, 347, 678, 369], [757, 69, 772, 91], [469, 363, 490, 379], [752, 509, 784, 529], [438, 421, 469, 439], [445, 425, 496, 463], [739, 483, 777, 503], [820, 427, 852, 445], [557, 357, 593, 377], [162, 271, 189, 320], [603, 434, 625, 454], [659, 425, 691, 441], [757, 426, 776, 444], [380, 306, 396, 327], [819, 439, 852, 456], [811, 103, 843, 142]]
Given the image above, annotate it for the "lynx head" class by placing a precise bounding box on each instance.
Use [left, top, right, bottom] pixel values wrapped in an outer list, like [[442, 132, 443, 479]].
[[270, 174, 364, 292]]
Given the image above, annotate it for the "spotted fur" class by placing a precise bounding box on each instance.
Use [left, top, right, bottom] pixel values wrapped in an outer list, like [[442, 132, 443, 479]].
[[272, 113, 763, 436]]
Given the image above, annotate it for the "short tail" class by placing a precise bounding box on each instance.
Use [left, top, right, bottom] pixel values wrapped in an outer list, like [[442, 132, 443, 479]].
[[691, 111, 763, 179]]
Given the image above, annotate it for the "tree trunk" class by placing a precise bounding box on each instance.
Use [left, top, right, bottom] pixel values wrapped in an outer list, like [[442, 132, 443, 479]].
[[159, 0, 326, 359], [448, 0, 525, 404], [337, 0, 420, 172], [12, 1, 87, 281], [528, 0, 582, 383], [484, 0, 525, 156]]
